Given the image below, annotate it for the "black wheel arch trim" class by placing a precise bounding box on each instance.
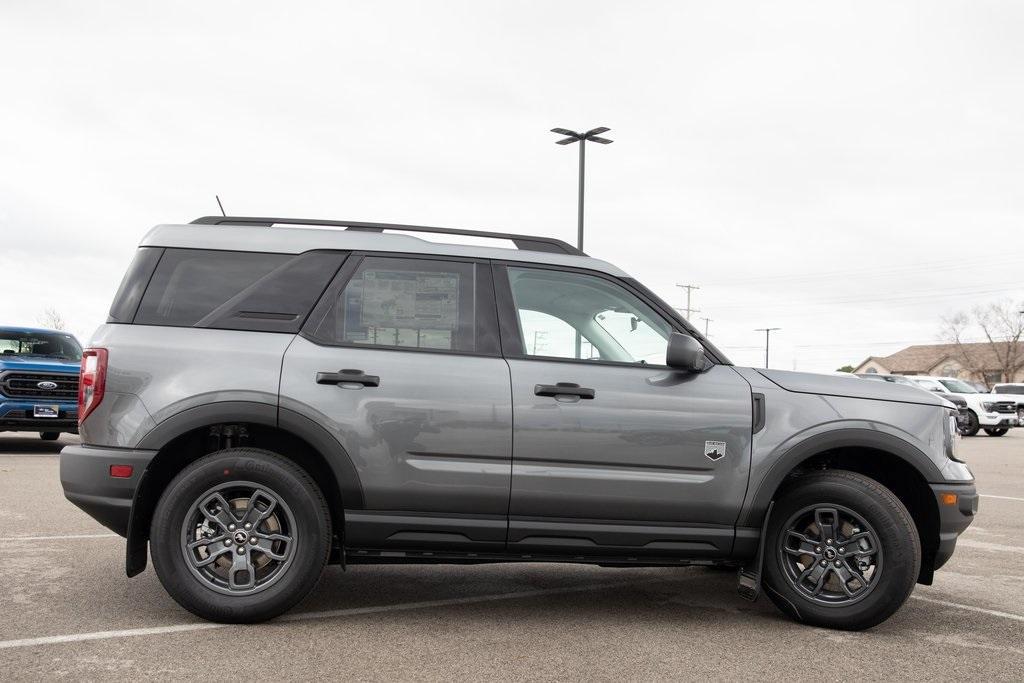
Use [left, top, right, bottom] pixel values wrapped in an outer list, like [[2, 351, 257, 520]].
[[738, 428, 946, 528], [125, 400, 364, 577]]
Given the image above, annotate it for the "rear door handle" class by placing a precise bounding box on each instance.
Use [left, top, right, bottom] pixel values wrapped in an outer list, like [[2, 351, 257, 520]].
[[534, 382, 595, 399], [316, 369, 380, 387]]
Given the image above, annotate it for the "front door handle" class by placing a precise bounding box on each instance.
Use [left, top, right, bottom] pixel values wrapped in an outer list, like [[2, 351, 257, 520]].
[[534, 382, 595, 399], [316, 369, 380, 387]]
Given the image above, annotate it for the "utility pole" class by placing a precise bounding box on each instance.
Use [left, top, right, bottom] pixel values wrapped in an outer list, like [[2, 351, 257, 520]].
[[700, 316, 712, 338], [676, 284, 700, 319], [755, 327, 781, 368], [550, 127, 613, 252]]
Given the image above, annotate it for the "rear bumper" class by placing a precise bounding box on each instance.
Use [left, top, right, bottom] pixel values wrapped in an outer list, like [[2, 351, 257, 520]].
[[929, 482, 978, 571], [59, 444, 156, 536]]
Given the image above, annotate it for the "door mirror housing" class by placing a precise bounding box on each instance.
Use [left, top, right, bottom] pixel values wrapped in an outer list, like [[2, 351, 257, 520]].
[[666, 332, 705, 372]]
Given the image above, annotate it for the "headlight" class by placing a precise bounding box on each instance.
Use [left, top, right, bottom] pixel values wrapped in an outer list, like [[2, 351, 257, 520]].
[[982, 402, 996, 412], [945, 412, 964, 462]]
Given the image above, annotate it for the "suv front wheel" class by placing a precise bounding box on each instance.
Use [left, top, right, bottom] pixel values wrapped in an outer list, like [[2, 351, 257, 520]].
[[762, 470, 920, 631], [150, 448, 332, 623]]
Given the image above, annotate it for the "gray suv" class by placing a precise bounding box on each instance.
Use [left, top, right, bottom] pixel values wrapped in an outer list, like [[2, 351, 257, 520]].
[[60, 216, 977, 630]]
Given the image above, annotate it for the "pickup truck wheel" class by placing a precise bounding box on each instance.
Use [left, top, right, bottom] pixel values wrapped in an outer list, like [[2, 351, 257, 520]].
[[960, 410, 980, 436], [39, 432, 61, 441], [983, 428, 1008, 436], [763, 470, 920, 631], [150, 448, 331, 623]]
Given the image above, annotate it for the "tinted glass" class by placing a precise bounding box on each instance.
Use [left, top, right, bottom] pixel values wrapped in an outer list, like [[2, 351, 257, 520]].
[[314, 257, 480, 352], [134, 249, 340, 330], [108, 247, 163, 323], [506, 267, 672, 364], [994, 385, 1024, 394], [0, 331, 82, 361]]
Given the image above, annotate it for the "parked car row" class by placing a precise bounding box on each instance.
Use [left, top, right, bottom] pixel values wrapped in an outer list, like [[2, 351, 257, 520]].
[[856, 372, 1021, 436]]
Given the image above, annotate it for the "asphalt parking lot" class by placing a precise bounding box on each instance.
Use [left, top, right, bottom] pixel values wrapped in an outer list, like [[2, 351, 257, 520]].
[[1, 432, 1022, 680]]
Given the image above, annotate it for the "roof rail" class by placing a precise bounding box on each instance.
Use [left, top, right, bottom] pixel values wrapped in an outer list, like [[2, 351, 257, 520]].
[[190, 216, 586, 256]]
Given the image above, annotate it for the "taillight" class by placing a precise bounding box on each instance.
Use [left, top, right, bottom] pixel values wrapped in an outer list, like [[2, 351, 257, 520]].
[[78, 348, 108, 424]]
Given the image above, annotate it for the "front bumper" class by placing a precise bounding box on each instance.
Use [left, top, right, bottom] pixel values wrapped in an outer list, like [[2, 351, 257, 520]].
[[0, 401, 78, 432], [978, 412, 1018, 428], [929, 482, 978, 571], [60, 444, 156, 536]]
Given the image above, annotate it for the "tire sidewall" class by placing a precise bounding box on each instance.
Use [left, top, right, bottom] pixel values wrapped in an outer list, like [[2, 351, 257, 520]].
[[151, 449, 330, 623], [763, 474, 920, 630]]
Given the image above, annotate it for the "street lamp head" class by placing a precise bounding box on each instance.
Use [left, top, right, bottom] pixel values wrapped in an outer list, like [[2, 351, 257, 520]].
[[550, 127, 613, 145]]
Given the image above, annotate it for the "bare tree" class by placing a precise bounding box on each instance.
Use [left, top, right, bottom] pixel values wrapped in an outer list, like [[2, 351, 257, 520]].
[[941, 300, 1024, 387], [37, 307, 67, 331]]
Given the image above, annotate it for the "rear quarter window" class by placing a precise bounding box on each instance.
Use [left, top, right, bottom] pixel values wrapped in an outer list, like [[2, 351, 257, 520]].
[[131, 248, 346, 332]]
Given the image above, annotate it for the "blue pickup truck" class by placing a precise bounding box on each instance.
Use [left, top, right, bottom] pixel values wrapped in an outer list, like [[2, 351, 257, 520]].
[[0, 326, 82, 440]]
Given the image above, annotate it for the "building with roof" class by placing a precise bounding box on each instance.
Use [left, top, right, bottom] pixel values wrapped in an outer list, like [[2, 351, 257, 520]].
[[853, 342, 1024, 385]]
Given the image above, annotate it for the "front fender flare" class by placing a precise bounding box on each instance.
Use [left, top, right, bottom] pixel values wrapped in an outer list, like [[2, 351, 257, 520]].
[[737, 427, 944, 529]]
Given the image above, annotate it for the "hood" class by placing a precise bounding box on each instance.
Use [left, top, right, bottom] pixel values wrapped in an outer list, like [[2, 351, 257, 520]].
[[0, 356, 81, 374], [756, 369, 949, 407]]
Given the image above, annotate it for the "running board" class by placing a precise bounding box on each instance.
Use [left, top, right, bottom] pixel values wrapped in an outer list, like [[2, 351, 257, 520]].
[[343, 547, 737, 568]]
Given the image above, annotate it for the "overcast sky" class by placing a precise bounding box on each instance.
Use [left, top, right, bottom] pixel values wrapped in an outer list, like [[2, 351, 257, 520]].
[[2, 1, 1022, 371]]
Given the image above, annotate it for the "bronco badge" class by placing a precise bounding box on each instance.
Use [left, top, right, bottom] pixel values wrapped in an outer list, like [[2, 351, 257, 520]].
[[704, 440, 726, 461]]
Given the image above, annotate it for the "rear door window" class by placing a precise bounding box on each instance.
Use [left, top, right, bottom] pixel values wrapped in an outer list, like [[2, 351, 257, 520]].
[[308, 256, 499, 355]]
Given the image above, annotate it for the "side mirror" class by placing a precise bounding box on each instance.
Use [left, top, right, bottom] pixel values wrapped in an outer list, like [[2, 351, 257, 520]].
[[666, 332, 705, 372]]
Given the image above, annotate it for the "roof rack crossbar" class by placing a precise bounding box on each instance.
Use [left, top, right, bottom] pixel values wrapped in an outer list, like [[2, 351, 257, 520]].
[[190, 216, 585, 256]]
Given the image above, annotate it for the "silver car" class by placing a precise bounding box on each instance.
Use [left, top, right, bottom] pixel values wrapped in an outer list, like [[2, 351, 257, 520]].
[[60, 215, 977, 630]]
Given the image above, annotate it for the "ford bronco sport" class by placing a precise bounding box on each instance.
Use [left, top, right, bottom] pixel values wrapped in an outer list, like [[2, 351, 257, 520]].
[[60, 216, 977, 630]]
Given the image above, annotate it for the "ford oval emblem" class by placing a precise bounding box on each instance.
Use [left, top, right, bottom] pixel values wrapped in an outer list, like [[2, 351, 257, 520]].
[[37, 381, 59, 390]]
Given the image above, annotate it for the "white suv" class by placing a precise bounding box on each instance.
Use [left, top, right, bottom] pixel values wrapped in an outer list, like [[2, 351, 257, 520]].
[[909, 376, 1019, 436]]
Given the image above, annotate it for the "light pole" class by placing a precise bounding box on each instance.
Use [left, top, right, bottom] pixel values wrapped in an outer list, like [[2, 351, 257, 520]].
[[550, 127, 613, 252], [755, 327, 781, 368]]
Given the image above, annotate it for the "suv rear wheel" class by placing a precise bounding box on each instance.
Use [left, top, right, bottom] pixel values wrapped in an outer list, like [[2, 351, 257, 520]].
[[150, 448, 331, 623], [762, 470, 920, 631]]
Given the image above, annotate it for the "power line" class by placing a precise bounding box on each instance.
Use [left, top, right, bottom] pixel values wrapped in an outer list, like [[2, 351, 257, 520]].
[[711, 283, 1024, 311], [703, 254, 1024, 287]]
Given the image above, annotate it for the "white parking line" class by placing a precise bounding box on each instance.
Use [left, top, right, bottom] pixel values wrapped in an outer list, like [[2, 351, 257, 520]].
[[0, 578, 659, 650], [0, 533, 118, 542], [981, 494, 1024, 503], [911, 595, 1024, 623]]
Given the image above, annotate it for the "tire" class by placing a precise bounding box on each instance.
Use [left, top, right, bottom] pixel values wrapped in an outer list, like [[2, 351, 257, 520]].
[[961, 410, 980, 436], [150, 448, 331, 623], [984, 428, 1008, 437], [762, 470, 920, 631], [1018, 407, 1024, 424], [39, 432, 61, 441]]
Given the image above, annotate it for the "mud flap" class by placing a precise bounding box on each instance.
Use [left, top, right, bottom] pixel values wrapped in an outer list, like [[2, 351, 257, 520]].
[[737, 500, 774, 601]]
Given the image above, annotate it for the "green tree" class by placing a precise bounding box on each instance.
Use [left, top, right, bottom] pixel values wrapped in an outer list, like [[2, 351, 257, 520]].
[[836, 365, 855, 373]]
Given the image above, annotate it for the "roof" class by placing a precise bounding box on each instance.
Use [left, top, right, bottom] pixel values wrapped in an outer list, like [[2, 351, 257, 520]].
[[141, 223, 631, 278], [0, 326, 72, 336], [864, 342, 1018, 374]]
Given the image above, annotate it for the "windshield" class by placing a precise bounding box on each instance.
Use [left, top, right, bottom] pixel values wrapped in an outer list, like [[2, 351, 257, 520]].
[[0, 331, 82, 361], [938, 378, 978, 394], [994, 385, 1024, 394]]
